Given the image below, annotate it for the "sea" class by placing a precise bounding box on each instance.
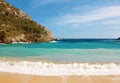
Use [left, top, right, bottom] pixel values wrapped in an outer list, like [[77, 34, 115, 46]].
[[0, 39, 120, 76], [0, 39, 120, 63]]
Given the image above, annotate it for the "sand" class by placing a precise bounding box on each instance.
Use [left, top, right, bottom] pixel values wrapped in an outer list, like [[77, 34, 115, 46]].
[[0, 60, 120, 83], [0, 72, 120, 83]]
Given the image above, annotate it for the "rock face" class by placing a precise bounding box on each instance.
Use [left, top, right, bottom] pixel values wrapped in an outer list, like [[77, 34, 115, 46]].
[[117, 37, 120, 40], [0, 1, 53, 43]]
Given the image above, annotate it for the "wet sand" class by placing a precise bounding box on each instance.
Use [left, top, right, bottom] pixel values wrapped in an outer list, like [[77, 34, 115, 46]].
[[0, 72, 120, 83]]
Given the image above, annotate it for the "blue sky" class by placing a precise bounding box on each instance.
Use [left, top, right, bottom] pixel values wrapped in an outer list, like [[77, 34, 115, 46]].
[[5, 0, 120, 38]]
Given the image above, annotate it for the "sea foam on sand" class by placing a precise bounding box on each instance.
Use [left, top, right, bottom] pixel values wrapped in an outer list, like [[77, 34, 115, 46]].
[[0, 61, 120, 76]]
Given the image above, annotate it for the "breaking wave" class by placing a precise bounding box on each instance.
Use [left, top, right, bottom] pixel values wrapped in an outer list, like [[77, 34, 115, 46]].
[[0, 61, 120, 76]]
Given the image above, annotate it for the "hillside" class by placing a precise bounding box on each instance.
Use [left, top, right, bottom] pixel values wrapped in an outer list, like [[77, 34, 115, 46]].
[[117, 37, 120, 40], [0, 0, 52, 43]]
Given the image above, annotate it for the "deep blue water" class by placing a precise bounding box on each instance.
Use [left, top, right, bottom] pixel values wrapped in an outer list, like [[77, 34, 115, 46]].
[[0, 39, 120, 62]]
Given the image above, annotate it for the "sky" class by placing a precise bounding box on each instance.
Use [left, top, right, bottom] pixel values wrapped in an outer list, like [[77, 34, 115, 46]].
[[5, 0, 120, 38]]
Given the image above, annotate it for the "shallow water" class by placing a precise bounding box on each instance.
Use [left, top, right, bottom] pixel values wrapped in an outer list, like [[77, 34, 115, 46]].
[[0, 39, 120, 62]]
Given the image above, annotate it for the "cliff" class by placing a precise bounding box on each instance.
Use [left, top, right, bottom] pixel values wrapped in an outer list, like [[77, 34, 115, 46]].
[[0, 1, 53, 43], [117, 37, 120, 40]]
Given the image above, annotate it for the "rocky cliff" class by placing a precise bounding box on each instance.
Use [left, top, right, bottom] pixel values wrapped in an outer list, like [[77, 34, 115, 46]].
[[117, 37, 120, 40], [0, 1, 53, 43]]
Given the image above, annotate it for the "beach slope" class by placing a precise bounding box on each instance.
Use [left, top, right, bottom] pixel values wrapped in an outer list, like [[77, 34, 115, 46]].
[[0, 72, 120, 83]]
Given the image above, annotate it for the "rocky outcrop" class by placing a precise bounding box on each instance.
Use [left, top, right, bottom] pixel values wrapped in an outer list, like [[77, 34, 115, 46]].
[[117, 37, 120, 40], [0, 1, 53, 43]]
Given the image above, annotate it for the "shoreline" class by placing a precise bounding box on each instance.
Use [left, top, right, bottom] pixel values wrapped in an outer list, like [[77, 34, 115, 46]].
[[0, 60, 120, 76], [0, 57, 120, 64], [0, 72, 120, 83], [0, 58, 120, 83]]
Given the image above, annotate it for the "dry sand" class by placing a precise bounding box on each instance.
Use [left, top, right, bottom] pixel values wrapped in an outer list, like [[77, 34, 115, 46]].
[[0, 72, 120, 83]]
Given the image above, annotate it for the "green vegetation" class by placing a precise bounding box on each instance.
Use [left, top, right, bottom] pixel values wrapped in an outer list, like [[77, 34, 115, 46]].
[[0, 1, 52, 43]]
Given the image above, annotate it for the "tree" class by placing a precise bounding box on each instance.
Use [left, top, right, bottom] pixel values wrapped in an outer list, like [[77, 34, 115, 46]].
[[1, 0, 3, 11], [1, 0, 3, 5], [0, 30, 6, 42]]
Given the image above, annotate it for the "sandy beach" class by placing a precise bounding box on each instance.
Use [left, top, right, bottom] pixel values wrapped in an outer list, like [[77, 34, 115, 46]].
[[0, 60, 119, 83], [0, 72, 120, 83], [1, 0, 120, 83]]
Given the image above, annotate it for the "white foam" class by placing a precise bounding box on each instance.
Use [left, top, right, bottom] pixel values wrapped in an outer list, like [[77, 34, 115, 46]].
[[0, 61, 120, 76], [12, 42, 30, 44], [50, 40, 57, 43]]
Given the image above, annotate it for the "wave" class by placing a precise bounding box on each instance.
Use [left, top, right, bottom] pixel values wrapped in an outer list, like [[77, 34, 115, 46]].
[[0, 61, 120, 76], [50, 40, 57, 43], [12, 42, 30, 44]]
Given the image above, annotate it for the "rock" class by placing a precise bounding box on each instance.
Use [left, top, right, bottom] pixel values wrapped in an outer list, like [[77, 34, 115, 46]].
[[117, 37, 120, 40], [0, 1, 53, 44]]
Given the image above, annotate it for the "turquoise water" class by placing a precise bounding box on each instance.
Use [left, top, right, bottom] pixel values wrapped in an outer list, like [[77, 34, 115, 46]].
[[0, 39, 120, 62]]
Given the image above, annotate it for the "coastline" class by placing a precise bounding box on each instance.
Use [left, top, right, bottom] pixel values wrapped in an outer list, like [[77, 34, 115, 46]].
[[0, 72, 120, 83], [0, 57, 120, 83], [0, 60, 120, 76]]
